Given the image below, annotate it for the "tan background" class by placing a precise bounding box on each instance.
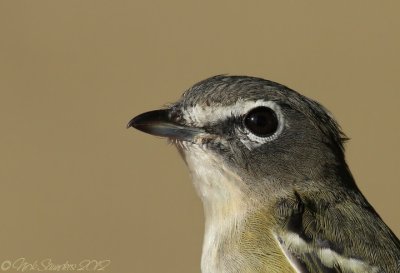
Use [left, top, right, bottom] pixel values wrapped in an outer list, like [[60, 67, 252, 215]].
[[0, 1, 399, 272]]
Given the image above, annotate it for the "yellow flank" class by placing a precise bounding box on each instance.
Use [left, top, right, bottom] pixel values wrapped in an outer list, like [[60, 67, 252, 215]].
[[234, 208, 297, 273]]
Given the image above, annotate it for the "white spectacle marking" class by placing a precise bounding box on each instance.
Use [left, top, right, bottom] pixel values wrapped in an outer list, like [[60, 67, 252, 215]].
[[183, 99, 285, 149], [279, 232, 380, 273], [183, 99, 279, 126]]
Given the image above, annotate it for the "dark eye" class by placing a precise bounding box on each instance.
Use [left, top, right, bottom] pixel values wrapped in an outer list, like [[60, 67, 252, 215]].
[[244, 107, 278, 137]]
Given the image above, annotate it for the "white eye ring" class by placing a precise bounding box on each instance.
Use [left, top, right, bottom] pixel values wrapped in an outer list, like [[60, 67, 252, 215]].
[[237, 100, 285, 149]]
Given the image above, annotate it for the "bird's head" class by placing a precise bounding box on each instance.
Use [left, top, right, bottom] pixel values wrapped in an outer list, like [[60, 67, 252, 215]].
[[129, 75, 352, 204]]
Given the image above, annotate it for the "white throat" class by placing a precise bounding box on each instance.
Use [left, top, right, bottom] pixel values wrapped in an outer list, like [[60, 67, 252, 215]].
[[181, 143, 251, 273]]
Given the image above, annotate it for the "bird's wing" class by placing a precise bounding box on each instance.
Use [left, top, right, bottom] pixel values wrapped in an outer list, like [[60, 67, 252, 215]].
[[277, 232, 379, 273], [274, 192, 400, 273]]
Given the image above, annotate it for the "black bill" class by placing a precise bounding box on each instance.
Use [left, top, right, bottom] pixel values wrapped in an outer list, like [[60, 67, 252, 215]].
[[127, 109, 204, 141]]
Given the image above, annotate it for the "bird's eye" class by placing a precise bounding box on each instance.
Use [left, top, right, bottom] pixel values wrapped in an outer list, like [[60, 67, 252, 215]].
[[244, 107, 278, 137]]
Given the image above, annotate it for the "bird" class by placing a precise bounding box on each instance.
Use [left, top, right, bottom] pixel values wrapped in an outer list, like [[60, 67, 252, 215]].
[[128, 75, 400, 273]]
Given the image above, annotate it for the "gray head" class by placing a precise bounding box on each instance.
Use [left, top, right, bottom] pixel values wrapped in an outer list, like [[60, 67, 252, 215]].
[[129, 75, 354, 204]]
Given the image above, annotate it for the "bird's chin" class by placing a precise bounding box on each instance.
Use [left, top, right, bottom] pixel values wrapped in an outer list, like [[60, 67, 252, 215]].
[[168, 132, 224, 169], [169, 138, 186, 149], [169, 137, 213, 163], [167, 139, 192, 164], [169, 138, 195, 152]]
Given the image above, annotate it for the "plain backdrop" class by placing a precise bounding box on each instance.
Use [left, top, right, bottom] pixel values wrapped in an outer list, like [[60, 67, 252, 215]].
[[0, 1, 399, 272]]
